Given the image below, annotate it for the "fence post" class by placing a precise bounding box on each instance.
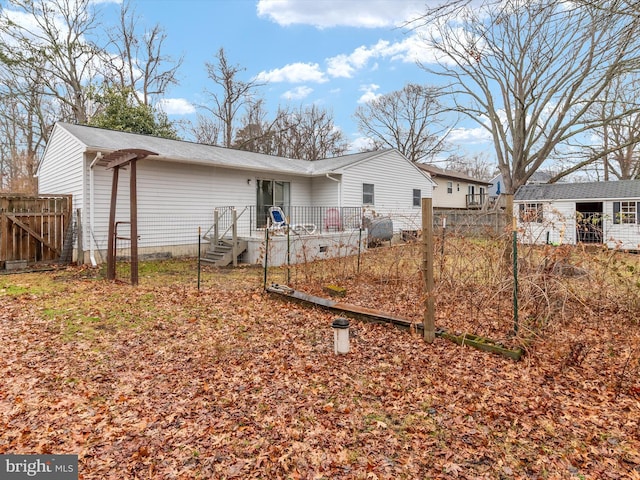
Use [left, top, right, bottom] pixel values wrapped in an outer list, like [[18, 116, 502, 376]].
[[503, 194, 514, 270], [422, 197, 435, 343], [263, 227, 269, 290]]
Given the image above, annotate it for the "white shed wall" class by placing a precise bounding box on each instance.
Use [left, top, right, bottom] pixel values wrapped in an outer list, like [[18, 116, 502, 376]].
[[604, 200, 640, 250], [517, 201, 576, 245]]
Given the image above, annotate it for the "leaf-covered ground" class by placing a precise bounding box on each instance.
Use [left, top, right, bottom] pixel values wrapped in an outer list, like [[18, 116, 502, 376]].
[[0, 253, 639, 479]]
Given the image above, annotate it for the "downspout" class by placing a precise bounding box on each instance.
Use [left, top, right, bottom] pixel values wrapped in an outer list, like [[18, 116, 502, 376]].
[[89, 152, 103, 267], [325, 173, 341, 208]]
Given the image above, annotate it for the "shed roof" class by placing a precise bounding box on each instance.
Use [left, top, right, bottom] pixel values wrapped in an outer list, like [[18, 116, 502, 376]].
[[51, 122, 397, 177], [515, 180, 640, 201]]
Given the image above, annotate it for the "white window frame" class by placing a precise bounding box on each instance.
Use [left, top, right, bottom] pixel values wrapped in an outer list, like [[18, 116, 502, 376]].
[[363, 183, 375, 205], [413, 189, 421, 207]]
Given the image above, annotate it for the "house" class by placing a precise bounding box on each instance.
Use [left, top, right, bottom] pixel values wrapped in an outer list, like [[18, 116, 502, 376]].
[[37, 122, 434, 266], [416, 164, 491, 209], [514, 180, 640, 250], [489, 170, 555, 197]]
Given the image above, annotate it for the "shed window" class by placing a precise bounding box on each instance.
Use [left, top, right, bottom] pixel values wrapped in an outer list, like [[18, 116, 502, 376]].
[[519, 203, 544, 223], [363, 183, 375, 205], [613, 201, 639, 224], [413, 189, 421, 207]]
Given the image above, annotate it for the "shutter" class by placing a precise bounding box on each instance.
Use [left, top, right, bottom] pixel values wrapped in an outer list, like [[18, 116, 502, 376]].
[[613, 201, 620, 224], [637, 201, 640, 225]]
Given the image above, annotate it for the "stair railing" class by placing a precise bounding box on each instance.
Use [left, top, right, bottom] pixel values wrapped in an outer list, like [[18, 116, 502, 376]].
[[202, 206, 249, 267]]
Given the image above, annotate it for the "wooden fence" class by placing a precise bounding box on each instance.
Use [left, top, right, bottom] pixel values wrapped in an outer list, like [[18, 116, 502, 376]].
[[0, 195, 73, 269]]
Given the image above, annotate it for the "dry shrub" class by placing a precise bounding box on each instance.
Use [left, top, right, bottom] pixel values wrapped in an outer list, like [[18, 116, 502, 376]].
[[284, 235, 640, 362]]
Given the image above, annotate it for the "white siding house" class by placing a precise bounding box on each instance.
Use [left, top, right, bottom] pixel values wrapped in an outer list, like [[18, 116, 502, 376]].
[[38, 123, 433, 265], [514, 180, 640, 250], [417, 164, 491, 210]]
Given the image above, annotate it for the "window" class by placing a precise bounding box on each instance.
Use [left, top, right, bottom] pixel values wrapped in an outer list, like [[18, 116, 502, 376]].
[[413, 189, 421, 207], [613, 201, 639, 224], [363, 183, 375, 205], [519, 203, 544, 223], [447, 181, 453, 194]]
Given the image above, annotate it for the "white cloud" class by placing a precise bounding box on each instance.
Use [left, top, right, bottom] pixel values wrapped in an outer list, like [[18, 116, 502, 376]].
[[327, 42, 382, 78], [156, 98, 196, 115], [357, 84, 381, 104], [324, 32, 444, 79], [350, 136, 376, 152], [257, 0, 426, 29], [255, 62, 328, 83], [448, 126, 493, 145], [281, 86, 313, 100]]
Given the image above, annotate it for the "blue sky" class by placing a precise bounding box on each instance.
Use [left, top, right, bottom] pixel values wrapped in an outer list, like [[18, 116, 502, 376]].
[[95, 0, 491, 155], [0, 0, 490, 155]]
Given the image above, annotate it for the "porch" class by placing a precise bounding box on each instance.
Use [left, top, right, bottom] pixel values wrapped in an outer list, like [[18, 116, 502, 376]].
[[201, 205, 368, 267]]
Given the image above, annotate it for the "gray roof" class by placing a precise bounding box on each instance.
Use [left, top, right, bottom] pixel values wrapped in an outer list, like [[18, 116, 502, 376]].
[[417, 163, 491, 185], [515, 180, 640, 201], [53, 122, 396, 176]]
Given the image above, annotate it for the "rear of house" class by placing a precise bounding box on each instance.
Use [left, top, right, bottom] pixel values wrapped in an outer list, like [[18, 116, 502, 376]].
[[514, 180, 640, 250], [38, 123, 433, 266]]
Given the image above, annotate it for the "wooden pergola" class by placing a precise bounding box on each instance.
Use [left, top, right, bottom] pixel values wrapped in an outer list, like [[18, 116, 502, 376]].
[[103, 148, 157, 285]]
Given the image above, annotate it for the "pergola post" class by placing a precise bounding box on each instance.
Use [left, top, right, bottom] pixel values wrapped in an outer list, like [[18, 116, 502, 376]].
[[104, 149, 157, 285]]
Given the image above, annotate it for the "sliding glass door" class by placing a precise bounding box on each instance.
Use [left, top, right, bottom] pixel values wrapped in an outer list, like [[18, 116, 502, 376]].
[[257, 179, 290, 228]]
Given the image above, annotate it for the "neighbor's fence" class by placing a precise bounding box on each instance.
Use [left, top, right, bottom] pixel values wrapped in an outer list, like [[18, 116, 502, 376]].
[[433, 209, 509, 237], [0, 194, 73, 269]]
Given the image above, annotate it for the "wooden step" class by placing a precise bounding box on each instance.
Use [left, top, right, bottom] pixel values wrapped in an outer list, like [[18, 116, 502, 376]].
[[200, 239, 248, 267]]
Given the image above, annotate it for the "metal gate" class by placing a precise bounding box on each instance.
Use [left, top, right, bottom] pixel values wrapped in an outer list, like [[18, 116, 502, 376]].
[[0, 195, 73, 269]]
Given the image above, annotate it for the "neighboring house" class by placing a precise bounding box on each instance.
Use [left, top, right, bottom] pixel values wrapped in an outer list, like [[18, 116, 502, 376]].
[[37, 122, 433, 266], [514, 180, 640, 250], [489, 170, 555, 197], [416, 164, 492, 209]]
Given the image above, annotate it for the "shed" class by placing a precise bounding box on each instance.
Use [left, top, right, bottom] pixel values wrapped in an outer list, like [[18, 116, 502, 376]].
[[37, 123, 434, 265], [514, 180, 640, 250]]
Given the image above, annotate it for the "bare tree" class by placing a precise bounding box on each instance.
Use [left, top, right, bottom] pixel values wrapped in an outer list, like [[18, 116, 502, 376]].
[[0, 48, 58, 191], [233, 98, 277, 154], [271, 104, 349, 160], [0, 0, 105, 124], [187, 114, 222, 146], [581, 75, 640, 180], [445, 152, 494, 181], [353, 83, 450, 162], [414, 0, 640, 193], [105, 0, 183, 107], [202, 48, 263, 147]]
